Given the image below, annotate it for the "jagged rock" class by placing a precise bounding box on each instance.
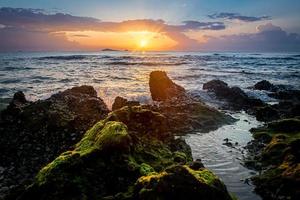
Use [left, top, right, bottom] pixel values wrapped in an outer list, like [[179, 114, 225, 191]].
[[203, 79, 265, 110], [112, 96, 140, 111], [253, 80, 277, 91], [149, 71, 185, 101], [245, 119, 300, 200], [148, 72, 235, 133], [13, 106, 234, 200], [0, 85, 109, 199]]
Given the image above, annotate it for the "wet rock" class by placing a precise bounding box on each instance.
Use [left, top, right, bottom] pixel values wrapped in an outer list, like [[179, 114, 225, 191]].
[[203, 79, 265, 111], [14, 106, 235, 200], [112, 96, 140, 111], [149, 72, 235, 134], [253, 80, 277, 91], [268, 89, 300, 101], [245, 118, 300, 200], [0, 85, 109, 199], [149, 71, 185, 101], [132, 165, 233, 200], [255, 106, 280, 122]]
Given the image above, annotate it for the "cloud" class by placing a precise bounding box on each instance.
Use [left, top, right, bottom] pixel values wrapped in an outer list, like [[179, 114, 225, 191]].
[[208, 12, 271, 22], [0, 7, 225, 51], [181, 21, 225, 30], [200, 23, 300, 52]]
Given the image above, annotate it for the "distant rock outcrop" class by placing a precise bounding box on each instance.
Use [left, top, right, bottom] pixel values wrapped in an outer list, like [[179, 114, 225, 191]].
[[0, 86, 109, 199], [253, 80, 277, 91]]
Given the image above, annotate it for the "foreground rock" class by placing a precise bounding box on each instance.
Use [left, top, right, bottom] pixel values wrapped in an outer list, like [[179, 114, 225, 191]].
[[203, 79, 264, 111], [13, 106, 234, 200], [0, 86, 109, 199], [245, 118, 300, 200], [148, 71, 235, 133]]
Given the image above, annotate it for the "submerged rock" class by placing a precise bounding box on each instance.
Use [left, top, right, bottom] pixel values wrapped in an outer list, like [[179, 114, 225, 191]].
[[112, 96, 140, 111], [0, 85, 109, 199], [149, 71, 185, 101], [12, 106, 234, 200], [203, 79, 264, 111], [245, 118, 300, 200]]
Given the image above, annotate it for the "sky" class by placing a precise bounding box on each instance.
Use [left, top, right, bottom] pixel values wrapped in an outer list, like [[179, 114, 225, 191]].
[[0, 0, 300, 52]]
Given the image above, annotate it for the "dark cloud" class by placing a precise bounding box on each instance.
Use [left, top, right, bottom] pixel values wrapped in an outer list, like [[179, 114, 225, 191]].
[[208, 12, 271, 22], [201, 23, 300, 52]]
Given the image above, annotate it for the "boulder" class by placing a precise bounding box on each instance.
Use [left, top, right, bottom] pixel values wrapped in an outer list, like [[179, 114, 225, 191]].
[[149, 71, 185, 101], [112, 96, 140, 111], [148, 72, 235, 133], [253, 80, 277, 91], [14, 106, 234, 200], [0, 86, 109, 199]]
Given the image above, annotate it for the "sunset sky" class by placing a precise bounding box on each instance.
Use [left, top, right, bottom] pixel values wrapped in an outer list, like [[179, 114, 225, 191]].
[[0, 0, 300, 51]]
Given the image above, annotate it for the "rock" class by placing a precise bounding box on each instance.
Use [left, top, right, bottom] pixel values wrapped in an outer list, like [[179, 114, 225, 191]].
[[0, 85, 109, 199], [112, 96, 140, 111], [255, 106, 280, 122], [245, 118, 300, 200], [203, 79, 265, 111], [149, 71, 185, 101], [203, 79, 228, 91], [268, 89, 300, 101], [253, 80, 277, 91], [132, 165, 233, 200], [148, 72, 235, 134], [13, 106, 233, 200]]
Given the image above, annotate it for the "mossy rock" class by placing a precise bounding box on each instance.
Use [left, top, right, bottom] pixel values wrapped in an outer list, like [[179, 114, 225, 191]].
[[248, 118, 300, 200], [130, 165, 233, 200], [16, 106, 207, 200]]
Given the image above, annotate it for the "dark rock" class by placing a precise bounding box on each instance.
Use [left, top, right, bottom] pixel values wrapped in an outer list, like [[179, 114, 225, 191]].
[[14, 106, 234, 200], [245, 118, 300, 200], [148, 73, 235, 134], [149, 71, 185, 101], [203, 79, 228, 91], [268, 89, 300, 101], [189, 159, 205, 170], [255, 106, 280, 122], [253, 80, 276, 91], [0, 85, 109, 199], [112, 96, 140, 111], [203, 79, 265, 111]]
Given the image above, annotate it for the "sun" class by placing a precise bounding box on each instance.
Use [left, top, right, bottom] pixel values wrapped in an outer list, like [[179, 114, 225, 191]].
[[139, 39, 148, 48]]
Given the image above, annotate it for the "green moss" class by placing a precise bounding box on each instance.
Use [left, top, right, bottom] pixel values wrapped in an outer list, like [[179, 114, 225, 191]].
[[184, 165, 218, 186], [139, 163, 155, 176], [173, 151, 187, 163]]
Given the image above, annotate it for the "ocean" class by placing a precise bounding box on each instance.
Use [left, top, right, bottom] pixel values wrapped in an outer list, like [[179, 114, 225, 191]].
[[1, 51, 300, 200]]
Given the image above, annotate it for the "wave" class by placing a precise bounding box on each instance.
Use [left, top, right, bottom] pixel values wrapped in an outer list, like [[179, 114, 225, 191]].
[[104, 61, 189, 66], [38, 55, 89, 60]]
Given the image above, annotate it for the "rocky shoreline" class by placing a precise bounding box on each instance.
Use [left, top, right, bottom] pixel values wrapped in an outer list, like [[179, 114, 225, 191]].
[[0, 71, 299, 200]]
